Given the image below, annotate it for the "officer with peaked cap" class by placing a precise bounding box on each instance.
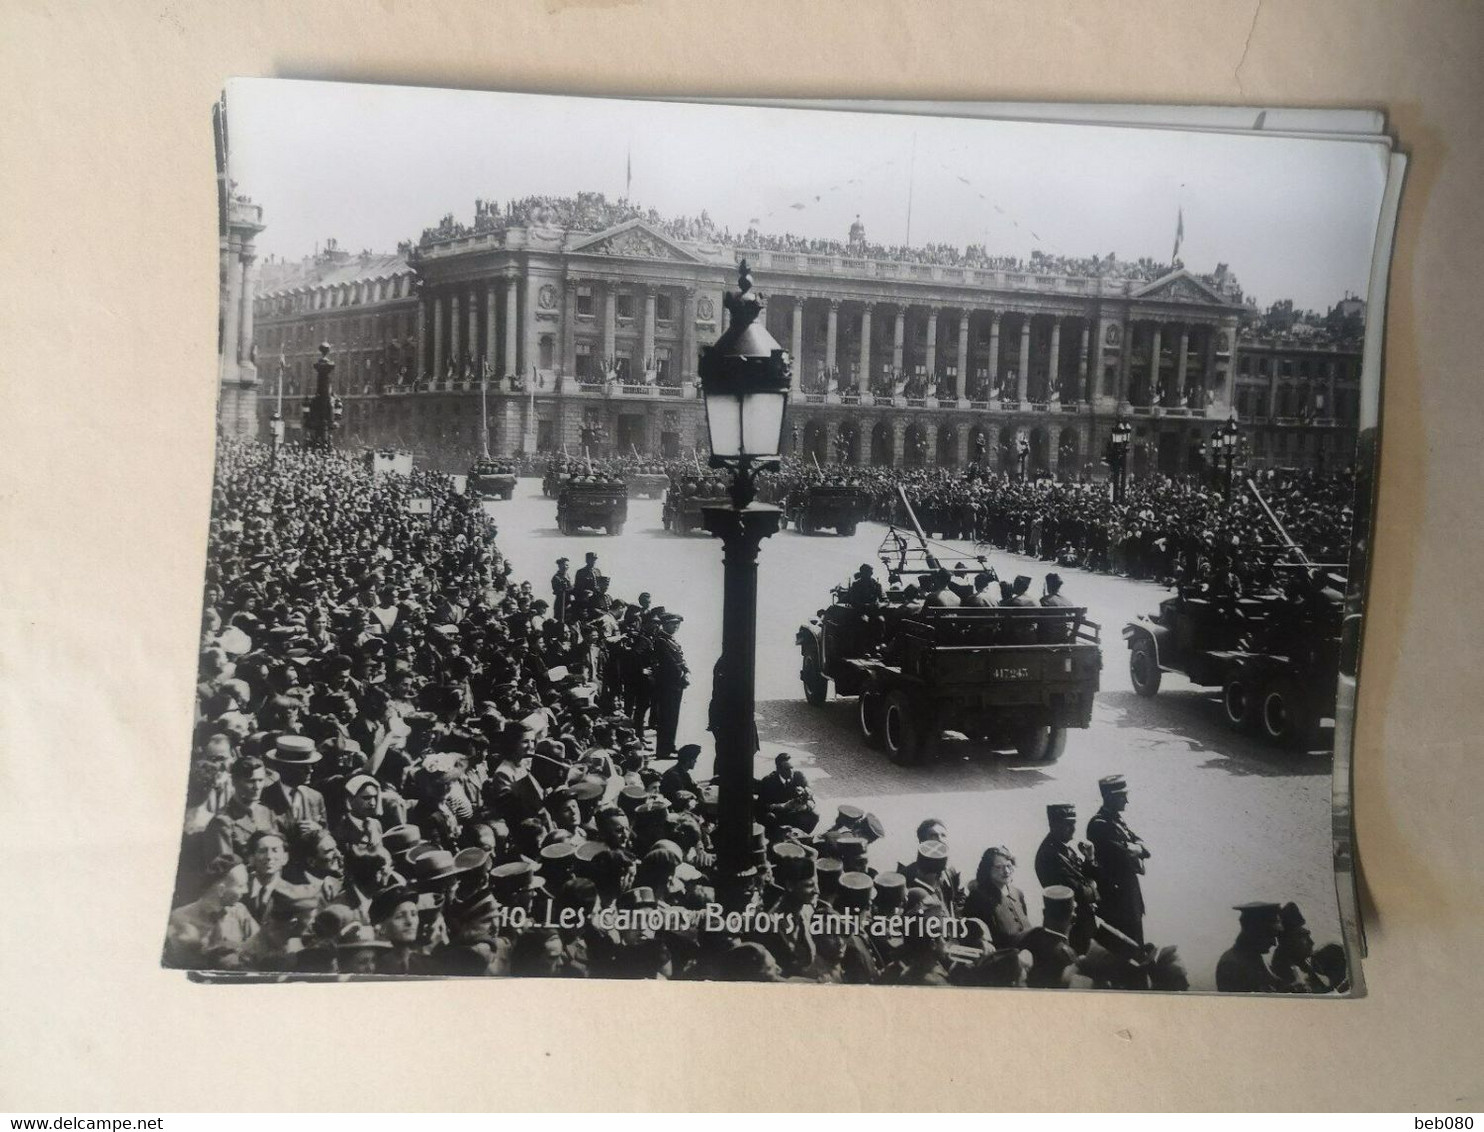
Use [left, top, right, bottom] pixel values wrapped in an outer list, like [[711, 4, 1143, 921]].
[[1215, 902, 1284, 992], [650, 612, 689, 759], [1034, 802, 1100, 954], [1087, 774, 1150, 945]]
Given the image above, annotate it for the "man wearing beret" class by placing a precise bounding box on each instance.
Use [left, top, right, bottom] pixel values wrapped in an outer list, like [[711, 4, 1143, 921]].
[[1034, 802, 1099, 954], [1086, 774, 1151, 945], [1216, 902, 1284, 993]]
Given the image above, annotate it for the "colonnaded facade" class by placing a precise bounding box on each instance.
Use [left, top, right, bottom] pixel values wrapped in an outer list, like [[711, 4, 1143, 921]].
[[248, 203, 1360, 477]]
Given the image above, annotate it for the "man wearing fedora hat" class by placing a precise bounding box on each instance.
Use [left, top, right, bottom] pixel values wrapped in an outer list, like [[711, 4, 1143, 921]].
[[1087, 774, 1151, 945]]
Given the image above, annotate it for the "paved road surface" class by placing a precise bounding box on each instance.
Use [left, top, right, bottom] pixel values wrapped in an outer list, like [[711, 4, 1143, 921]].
[[487, 478, 1340, 989]]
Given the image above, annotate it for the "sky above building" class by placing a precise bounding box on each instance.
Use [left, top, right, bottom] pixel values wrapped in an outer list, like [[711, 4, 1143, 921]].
[[226, 79, 1390, 312]]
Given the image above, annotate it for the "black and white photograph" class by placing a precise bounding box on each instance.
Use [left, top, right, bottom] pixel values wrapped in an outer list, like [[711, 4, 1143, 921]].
[[172, 79, 1398, 992]]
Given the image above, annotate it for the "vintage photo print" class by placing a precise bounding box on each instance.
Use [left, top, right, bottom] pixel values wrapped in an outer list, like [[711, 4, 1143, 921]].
[[174, 80, 1396, 992]]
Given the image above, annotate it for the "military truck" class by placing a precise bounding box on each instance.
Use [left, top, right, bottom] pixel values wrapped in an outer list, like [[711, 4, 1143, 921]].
[[625, 468, 670, 499], [663, 484, 730, 535], [557, 480, 628, 536], [795, 489, 1103, 765], [467, 458, 517, 501], [1122, 479, 1344, 750], [786, 484, 870, 536]]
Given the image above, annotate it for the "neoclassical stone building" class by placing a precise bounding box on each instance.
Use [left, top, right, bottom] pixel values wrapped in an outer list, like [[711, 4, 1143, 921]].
[[252, 202, 1362, 478]]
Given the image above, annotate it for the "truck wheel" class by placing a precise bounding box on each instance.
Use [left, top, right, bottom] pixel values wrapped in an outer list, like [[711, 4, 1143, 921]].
[[801, 652, 828, 707], [1222, 673, 1255, 731], [1129, 641, 1162, 697], [882, 689, 932, 766], [1015, 724, 1066, 762], [609, 522, 625, 537], [838, 522, 857, 537], [1259, 678, 1319, 751], [859, 692, 885, 748]]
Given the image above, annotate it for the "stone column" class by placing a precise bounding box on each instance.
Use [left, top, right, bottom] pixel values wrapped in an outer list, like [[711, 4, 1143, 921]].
[[1048, 316, 1062, 401], [523, 276, 542, 382], [432, 291, 445, 380], [449, 291, 464, 378], [466, 286, 479, 375], [924, 308, 939, 383], [955, 310, 970, 400], [857, 303, 873, 392], [601, 284, 616, 371], [1017, 315, 1031, 401], [825, 299, 840, 373], [220, 246, 242, 386], [484, 285, 499, 375], [1147, 324, 1162, 405], [987, 311, 1001, 394], [891, 418, 907, 467], [858, 421, 873, 466], [563, 279, 580, 378], [1117, 316, 1133, 404], [642, 285, 657, 376], [892, 307, 905, 372], [790, 299, 804, 385], [1176, 324, 1190, 406], [237, 254, 258, 383], [1078, 320, 1091, 403], [1325, 359, 1337, 417], [504, 279, 519, 378], [682, 287, 699, 384], [416, 294, 429, 378]]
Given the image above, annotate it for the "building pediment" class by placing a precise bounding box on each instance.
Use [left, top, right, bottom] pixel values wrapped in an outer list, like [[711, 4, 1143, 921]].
[[1130, 268, 1232, 307], [568, 219, 703, 263]]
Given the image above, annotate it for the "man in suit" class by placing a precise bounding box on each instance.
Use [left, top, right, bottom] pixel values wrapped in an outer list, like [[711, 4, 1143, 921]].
[[260, 735, 329, 831], [756, 752, 818, 835], [649, 612, 689, 758], [1034, 802, 1099, 954], [1086, 774, 1151, 945], [572, 552, 604, 619]]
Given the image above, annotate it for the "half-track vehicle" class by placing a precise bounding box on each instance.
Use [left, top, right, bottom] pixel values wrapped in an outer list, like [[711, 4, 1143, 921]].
[[467, 458, 517, 501], [1122, 479, 1345, 750], [557, 480, 628, 536], [786, 484, 870, 536], [795, 489, 1103, 765], [625, 466, 670, 499]]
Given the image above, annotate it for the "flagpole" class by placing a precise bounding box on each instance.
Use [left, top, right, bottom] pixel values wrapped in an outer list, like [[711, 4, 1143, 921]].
[[904, 131, 918, 245]]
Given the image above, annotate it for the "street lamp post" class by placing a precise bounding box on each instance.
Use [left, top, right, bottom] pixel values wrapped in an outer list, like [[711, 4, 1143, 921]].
[[698, 261, 791, 888], [1221, 415, 1240, 497], [1108, 417, 1132, 503]]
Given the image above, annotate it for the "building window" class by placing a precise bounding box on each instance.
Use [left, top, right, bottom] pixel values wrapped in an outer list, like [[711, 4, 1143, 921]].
[[655, 346, 672, 383], [615, 292, 634, 321], [577, 286, 593, 317], [576, 342, 594, 379], [655, 293, 673, 322], [1257, 358, 1269, 377]]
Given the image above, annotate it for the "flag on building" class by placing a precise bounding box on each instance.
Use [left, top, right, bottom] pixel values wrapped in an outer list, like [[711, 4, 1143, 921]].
[[1172, 206, 1185, 264]]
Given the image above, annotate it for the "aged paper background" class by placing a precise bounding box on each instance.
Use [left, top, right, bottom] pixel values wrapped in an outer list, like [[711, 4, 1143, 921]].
[[1, 0, 1481, 1112]]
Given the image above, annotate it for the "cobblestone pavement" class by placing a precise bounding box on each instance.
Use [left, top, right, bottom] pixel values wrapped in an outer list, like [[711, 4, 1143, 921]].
[[489, 478, 1342, 989]]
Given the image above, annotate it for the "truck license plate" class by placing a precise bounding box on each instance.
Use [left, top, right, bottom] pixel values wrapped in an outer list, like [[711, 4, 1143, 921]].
[[993, 666, 1032, 680]]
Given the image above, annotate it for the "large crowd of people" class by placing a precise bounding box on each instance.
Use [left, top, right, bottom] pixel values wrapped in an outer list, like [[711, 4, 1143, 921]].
[[169, 438, 1345, 990]]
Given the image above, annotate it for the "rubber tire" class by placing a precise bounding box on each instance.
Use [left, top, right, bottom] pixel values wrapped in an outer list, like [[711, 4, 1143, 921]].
[[1222, 672, 1255, 731], [802, 521, 816, 536], [1016, 724, 1067, 762], [1259, 678, 1319, 751], [1129, 641, 1162, 697], [838, 522, 858, 537], [882, 689, 932, 766], [609, 522, 624, 537], [801, 652, 828, 707], [859, 692, 885, 748]]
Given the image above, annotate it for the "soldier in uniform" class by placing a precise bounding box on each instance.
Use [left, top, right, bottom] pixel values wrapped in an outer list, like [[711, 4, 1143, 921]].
[[1086, 774, 1151, 944], [1040, 572, 1074, 607], [551, 557, 571, 624], [650, 611, 688, 759], [1033, 802, 1099, 954], [1215, 901, 1284, 993], [572, 552, 603, 620], [844, 564, 884, 606]]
